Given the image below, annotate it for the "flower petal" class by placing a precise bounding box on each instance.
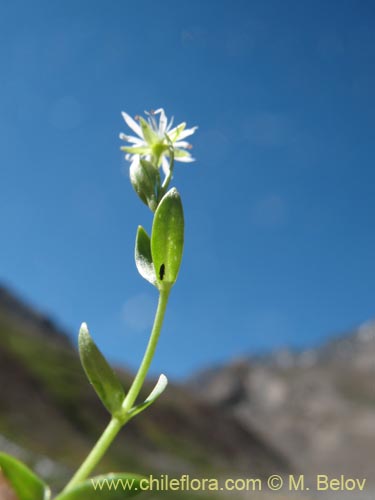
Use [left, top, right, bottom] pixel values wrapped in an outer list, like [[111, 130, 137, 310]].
[[129, 155, 141, 171], [154, 108, 168, 135], [166, 115, 174, 132], [174, 140, 191, 148], [120, 109, 197, 168], [121, 112, 143, 138], [175, 155, 195, 162], [119, 133, 145, 145], [177, 126, 198, 141], [145, 111, 159, 134], [161, 156, 170, 175]]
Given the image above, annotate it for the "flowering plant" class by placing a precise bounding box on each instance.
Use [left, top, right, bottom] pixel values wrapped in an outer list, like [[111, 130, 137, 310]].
[[120, 108, 197, 174], [0, 108, 197, 499]]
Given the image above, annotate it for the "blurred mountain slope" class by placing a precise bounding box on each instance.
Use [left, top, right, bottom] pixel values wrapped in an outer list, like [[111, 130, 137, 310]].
[[0, 285, 288, 497], [190, 321, 375, 482]]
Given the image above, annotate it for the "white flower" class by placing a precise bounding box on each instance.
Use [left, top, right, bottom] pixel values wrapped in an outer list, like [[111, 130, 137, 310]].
[[120, 109, 197, 175]]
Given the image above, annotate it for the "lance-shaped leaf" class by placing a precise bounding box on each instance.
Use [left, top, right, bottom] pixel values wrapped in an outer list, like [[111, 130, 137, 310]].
[[135, 226, 157, 286], [79, 323, 125, 415], [54, 473, 145, 500], [151, 188, 184, 288], [128, 374, 168, 419], [0, 452, 50, 500]]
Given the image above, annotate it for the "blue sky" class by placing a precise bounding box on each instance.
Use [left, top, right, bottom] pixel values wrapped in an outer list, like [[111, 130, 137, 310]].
[[0, 0, 374, 378]]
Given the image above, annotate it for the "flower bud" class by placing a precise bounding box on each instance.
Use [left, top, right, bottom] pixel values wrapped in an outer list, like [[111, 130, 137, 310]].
[[129, 158, 161, 212]]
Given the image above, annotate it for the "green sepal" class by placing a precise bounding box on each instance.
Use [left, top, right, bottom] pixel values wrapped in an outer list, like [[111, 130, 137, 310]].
[[79, 323, 125, 416], [129, 159, 161, 212], [174, 148, 190, 158], [120, 146, 149, 155], [166, 122, 186, 142], [128, 374, 168, 419], [0, 452, 51, 500], [54, 473, 145, 499], [135, 226, 157, 286], [151, 188, 184, 289], [138, 116, 159, 145]]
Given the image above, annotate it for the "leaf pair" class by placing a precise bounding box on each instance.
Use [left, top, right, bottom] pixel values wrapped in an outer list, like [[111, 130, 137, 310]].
[[136, 188, 184, 290], [79, 324, 167, 418]]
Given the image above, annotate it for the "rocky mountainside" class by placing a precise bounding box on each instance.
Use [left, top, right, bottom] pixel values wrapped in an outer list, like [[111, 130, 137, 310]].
[[0, 285, 288, 498], [1, 284, 374, 499], [189, 321, 375, 483]]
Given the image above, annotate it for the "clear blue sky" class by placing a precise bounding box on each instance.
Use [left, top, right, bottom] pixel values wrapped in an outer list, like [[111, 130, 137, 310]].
[[1, 0, 374, 378]]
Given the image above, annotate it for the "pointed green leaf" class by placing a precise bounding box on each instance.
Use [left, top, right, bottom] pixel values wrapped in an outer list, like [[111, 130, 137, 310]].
[[128, 374, 168, 419], [151, 188, 184, 288], [135, 226, 157, 286], [79, 323, 125, 415], [55, 473, 145, 499], [0, 452, 50, 500]]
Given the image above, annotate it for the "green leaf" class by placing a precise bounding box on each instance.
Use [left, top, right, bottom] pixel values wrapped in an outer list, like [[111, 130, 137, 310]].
[[151, 188, 184, 288], [55, 473, 145, 499], [79, 323, 125, 415], [135, 226, 157, 286], [128, 374, 168, 419], [0, 452, 50, 500], [129, 159, 161, 212]]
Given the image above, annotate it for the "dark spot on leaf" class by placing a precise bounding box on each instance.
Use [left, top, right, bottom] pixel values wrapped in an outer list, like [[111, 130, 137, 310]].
[[159, 264, 165, 280]]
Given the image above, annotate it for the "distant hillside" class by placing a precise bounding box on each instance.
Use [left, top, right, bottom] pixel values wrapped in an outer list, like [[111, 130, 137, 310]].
[[190, 321, 375, 483], [0, 285, 288, 498]]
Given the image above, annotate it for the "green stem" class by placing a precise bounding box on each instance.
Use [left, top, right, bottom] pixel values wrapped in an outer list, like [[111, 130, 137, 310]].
[[61, 417, 122, 493], [121, 287, 170, 411], [60, 288, 171, 494]]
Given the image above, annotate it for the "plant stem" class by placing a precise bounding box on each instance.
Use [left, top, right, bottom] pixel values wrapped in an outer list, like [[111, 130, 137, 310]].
[[121, 287, 170, 411], [61, 288, 171, 494], [61, 417, 122, 493]]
